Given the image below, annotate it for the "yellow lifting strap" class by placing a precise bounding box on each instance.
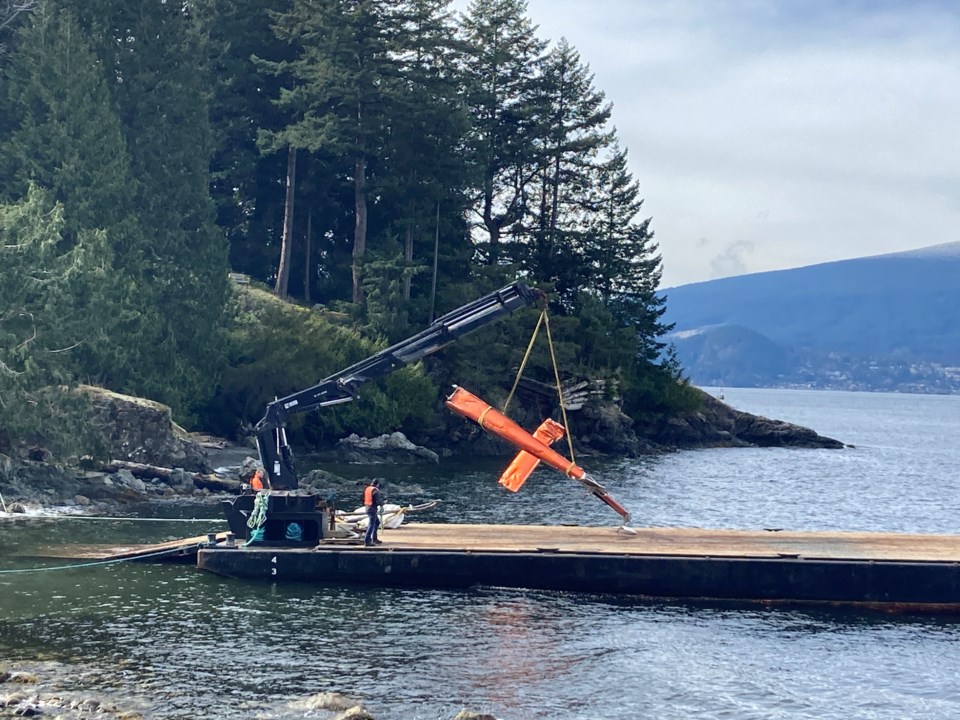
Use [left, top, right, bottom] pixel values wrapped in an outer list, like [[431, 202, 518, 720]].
[[501, 309, 544, 417], [501, 307, 577, 467], [544, 310, 577, 466]]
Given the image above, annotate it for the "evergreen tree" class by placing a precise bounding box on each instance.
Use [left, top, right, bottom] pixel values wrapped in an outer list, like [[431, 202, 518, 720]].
[[518, 37, 612, 298], [0, 3, 155, 390], [191, 0, 292, 288], [68, 0, 230, 419], [587, 140, 670, 362], [459, 0, 546, 265], [0, 0, 36, 63], [376, 0, 470, 323], [0, 186, 112, 458], [261, 0, 404, 304]]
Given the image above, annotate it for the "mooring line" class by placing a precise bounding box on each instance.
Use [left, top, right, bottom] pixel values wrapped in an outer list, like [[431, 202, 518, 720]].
[[1, 515, 223, 523], [0, 544, 204, 576]]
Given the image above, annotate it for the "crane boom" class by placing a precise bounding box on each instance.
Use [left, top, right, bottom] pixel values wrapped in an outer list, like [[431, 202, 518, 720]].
[[255, 281, 542, 489]]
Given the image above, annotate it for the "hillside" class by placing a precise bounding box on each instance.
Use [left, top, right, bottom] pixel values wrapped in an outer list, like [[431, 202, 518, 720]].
[[663, 242, 960, 393]]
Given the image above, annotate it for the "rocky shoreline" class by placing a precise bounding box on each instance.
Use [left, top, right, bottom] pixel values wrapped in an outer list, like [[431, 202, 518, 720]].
[[0, 386, 845, 513], [0, 664, 497, 719]]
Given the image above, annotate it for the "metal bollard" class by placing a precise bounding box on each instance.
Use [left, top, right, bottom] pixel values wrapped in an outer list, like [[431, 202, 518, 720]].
[[206, 533, 217, 546], [225, 532, 236, 547]]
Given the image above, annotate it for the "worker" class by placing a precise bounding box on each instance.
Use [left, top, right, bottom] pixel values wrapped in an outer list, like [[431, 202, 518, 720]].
[[363, 479, 384, 546], [250, 468, 265, 491]]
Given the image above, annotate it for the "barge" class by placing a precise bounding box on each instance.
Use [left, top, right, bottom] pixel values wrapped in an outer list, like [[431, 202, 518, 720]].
[[197, 523, 960, 613]]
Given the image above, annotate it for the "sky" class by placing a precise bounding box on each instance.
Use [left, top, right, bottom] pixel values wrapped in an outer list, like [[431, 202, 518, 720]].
[[453, 0, 960, 288]]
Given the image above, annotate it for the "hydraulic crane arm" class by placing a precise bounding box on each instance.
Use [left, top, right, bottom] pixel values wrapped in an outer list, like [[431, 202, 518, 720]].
[[255, 281, 543, 489]]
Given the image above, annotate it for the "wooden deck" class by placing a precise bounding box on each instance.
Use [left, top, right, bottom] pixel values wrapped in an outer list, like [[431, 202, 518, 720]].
[[196, 523, 960, 612], [27, 523, 960, 610], [29, 532, 229, 562], [364, 523, 960, 562]]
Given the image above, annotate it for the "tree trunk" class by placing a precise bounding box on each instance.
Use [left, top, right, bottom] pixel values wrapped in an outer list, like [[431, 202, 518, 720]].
[[275, 145, 297, 299], [352, 156, 367, 304], [304, 208, 312, 304], [482, 182, 500, 264], [430, 202, 439, 321], [403, 225, 414, 301]]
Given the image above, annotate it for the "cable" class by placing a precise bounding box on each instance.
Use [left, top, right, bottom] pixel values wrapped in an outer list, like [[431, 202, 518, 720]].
[[0, 544, 204, 576]]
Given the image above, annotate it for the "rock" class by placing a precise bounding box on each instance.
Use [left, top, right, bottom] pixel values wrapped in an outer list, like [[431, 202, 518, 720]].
[[336, 432, 439, 465], [333, 706, 376, 720], [115, 470, 147, 494], [290, 692, 357, 712], [192, 474, 240, 493], [7, 502, 25, 514], [167, 468, 196, 493], [6, 674, 38, 685], [575, 403, 641, 456], [642, 389, 844, 450], [73, 495, 91, 506], [1, 692, 26, 707], [239, 457, 262, 481], [300, 469, 348, 495], [78, 385, 208, 472], [12, 702, 41, 716], [453, 712, 497, 720]]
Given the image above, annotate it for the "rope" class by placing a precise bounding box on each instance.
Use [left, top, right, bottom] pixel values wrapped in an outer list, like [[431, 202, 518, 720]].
[[502, 309, 546, 415], [0, 544, 203, 576], [543, 310, 577, 466], [243, 491, 270, 546], [0, 515, 223, 523], [247, 492, 269, 530]]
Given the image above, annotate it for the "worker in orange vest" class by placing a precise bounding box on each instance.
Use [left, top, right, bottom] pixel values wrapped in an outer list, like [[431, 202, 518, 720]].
[[363, 479, 383, 546], [250, 468, 265, 491]]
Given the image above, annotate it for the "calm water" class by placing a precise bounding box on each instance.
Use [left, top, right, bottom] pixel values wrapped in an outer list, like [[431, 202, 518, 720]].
[[2, 388, 960, 719]]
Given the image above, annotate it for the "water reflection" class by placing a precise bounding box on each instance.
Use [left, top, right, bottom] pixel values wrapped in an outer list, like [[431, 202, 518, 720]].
[[3, 390, 960, 717]]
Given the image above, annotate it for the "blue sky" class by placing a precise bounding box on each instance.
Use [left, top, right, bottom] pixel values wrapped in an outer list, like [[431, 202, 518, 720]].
[[454, 0, 960, 287]]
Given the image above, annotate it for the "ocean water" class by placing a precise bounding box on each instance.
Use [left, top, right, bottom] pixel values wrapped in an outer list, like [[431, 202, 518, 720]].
[[1, 388, 959, 719]]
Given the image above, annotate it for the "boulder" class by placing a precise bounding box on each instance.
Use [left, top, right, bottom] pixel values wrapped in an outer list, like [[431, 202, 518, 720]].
[[336, 432, 439, 465], [79, 385, 208, 471], [574, 403, 641, 456], [333, 707, 376, 720], [289, 692, 357, 712], [645, 389, 844, 450]]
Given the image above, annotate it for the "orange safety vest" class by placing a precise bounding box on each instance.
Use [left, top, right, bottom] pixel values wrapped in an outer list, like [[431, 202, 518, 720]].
[[251, 469, 264, 490], [363, 485, 377, 506]]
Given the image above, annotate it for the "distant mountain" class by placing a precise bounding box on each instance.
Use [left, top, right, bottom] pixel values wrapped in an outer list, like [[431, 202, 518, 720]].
[[663, 242, 960, 393]]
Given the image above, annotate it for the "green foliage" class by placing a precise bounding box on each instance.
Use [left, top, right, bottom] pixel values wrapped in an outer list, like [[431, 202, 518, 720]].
[[0, 0, 701, 455], [0, 187, 110, 460], [202, 285, 437, 445]]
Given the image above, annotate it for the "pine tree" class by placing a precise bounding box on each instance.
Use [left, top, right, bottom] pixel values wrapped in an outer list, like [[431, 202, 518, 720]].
[[0, 0, 36, 64], [191, 0, 292, 287], [588, 140, 671, 362], [0, 186, 113, 458], [518, 37, 612, 297], [377, 0, 470, 317], [67, 0, 230, 419], [0, 3, 153, 388], [459, 0, 546, 265], [261, 0, 404, 304]]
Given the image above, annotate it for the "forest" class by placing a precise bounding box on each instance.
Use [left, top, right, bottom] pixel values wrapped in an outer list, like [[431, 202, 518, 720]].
[[0, 0, 695, 461]]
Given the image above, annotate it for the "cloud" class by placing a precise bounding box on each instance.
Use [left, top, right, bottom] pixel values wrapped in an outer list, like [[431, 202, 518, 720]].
[[710, 239, 755, 279], [512, 1, 960, 286]]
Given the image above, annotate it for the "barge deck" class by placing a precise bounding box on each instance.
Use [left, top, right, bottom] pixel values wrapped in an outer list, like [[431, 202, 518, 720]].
[[198, 523, 960, 612]]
